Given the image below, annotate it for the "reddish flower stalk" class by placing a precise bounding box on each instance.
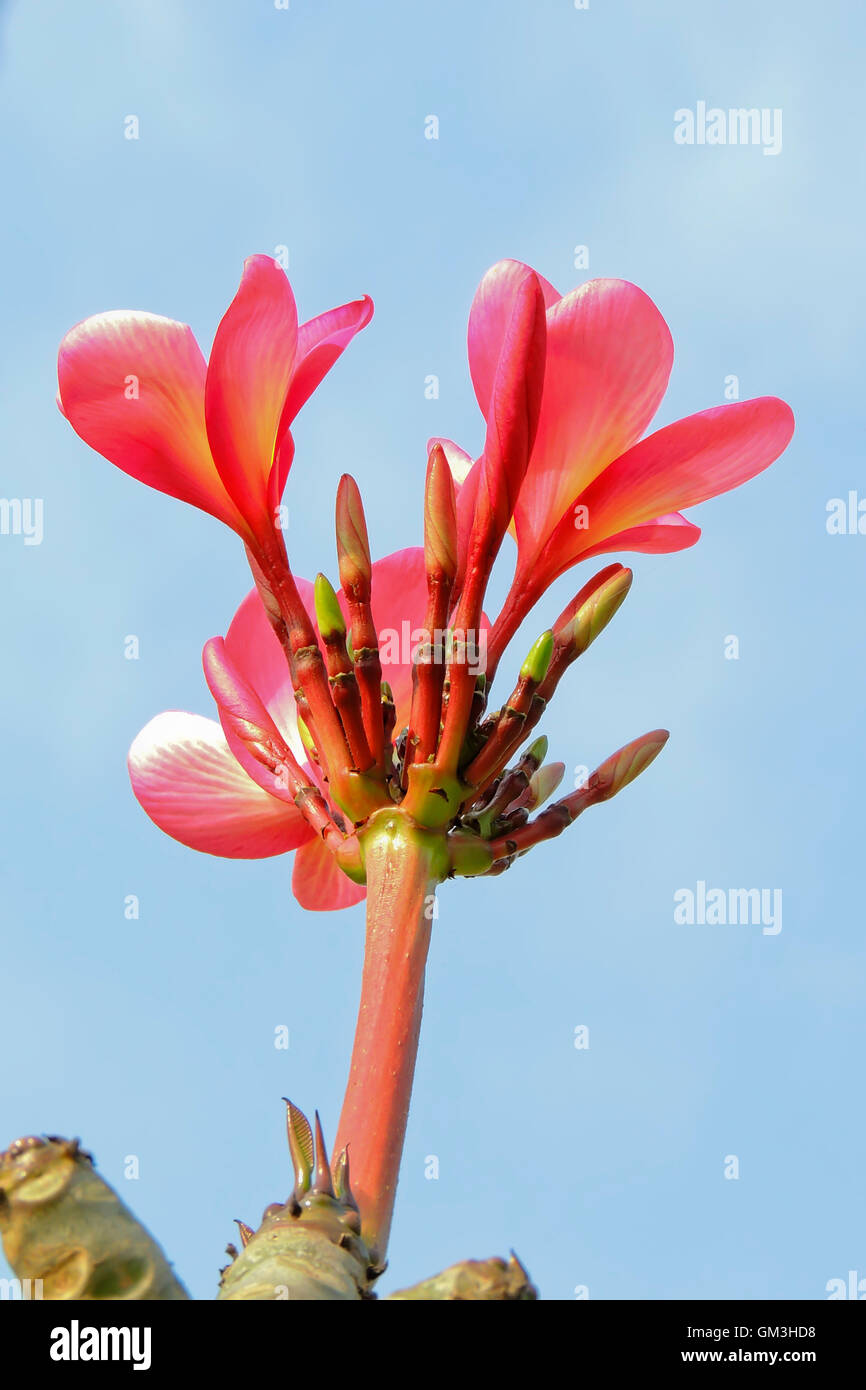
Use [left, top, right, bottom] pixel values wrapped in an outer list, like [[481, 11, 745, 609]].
[[333, 813, 447, 1257]]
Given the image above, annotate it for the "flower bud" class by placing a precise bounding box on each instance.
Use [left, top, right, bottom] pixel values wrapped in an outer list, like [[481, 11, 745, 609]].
[[424, 443, 458, 582], [523, 734, 548, 769], [335, 474, 372, 600], [527, 760, 565, 810], [314, 573, 346, 640], [591, 728, 669, 801], [519, 631, 554, 684], [557, 565, 632, 658]]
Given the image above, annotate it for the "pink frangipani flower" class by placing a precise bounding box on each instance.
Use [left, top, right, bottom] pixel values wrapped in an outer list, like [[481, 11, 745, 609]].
[[436, 258, 795, 664], [57, 254, 373, 555]]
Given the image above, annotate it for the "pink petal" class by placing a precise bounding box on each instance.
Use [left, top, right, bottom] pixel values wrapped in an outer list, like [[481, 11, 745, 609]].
[[577, 513, 702, 562], [514, 279, 674, 557], [279, 296, 374, 431], [202, 635, 304, 806], [57, 310, 243, 533], [268, 431, 295, 520], [292, 835, 366, 912], [468, 259, 561, 416], [268, 298, 373, 511], [205, 255, 298, 542], [476, 270, 547, 537], [576, 397, 795, 540], [128, 712, 312, 859], [537, 510, 701, 587]]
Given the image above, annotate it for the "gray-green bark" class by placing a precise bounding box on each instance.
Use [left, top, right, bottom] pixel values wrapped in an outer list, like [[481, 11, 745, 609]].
[[0, 1135, 189, 1300]]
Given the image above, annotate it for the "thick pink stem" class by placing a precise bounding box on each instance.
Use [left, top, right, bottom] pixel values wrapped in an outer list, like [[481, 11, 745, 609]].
[[334, 811, 446, 1259]]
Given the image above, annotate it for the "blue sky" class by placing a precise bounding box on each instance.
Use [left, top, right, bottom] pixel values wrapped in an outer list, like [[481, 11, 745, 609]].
[[1, 0, 863, 1300]]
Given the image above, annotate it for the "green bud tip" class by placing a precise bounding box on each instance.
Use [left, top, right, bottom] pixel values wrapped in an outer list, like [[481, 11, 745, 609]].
[[381, 680, 394, 703], [314, 573, 346, 640], [525, 734, 549, 766], [475, 673, 487, 692], [567, 566, 633, 655], [520, 631, 555, 684]]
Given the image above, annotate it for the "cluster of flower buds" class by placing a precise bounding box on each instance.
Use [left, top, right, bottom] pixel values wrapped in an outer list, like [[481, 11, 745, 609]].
[[186, 266, 672, 890], [194, 433, 669, 891]]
